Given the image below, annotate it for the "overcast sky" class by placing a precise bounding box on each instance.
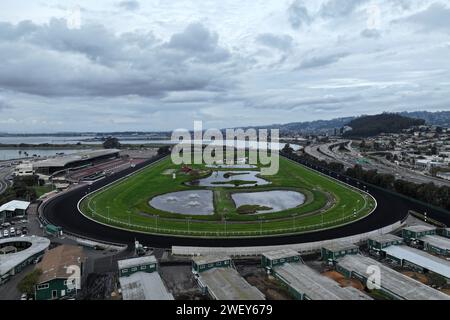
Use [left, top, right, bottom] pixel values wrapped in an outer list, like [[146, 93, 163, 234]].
[[0, 0, 449, 133]]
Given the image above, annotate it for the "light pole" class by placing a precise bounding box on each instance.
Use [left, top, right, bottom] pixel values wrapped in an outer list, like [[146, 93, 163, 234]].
[[224, 217, 227, 235], [127, 210, 131, 226], [341, 205, 346, 220], [106, 206, 110, 222], [187, 217, 192, 233]]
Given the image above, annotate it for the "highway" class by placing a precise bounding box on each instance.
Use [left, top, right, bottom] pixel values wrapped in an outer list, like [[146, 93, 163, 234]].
[[41, 155, 450, 248], [0, 162, 14, 195], [305, 140, 450, 187]]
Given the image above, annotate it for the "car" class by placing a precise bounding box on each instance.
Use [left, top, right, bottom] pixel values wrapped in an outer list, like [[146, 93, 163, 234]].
[[20, 294, 27, 300], [1, 222, 11, 228], [16, 229, 22, 236], [10, 230, 15, 236], [3, 230, 9, 237], [10, 227, 15, 233]]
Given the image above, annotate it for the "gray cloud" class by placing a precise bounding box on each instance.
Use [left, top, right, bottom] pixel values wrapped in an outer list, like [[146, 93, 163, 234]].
[[397, 3, 450, 33], [256, 33, 293, 51], [117, 0, 140, 11], [0, 20, 231, 98], [297, 52, 349, 70], [167, 23, 230, 63], [361, 28, 381, 39], [288, 0, 312, 29], [320, 0, 368, 18]]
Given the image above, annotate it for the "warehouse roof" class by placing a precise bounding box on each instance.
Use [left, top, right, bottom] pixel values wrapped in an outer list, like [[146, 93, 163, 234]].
[[275, 263, 371, 300], [263, 249, 300, 261], [322, 241, 358, 252], [198, 268, 265, 300], [403, 225, 436, 233], [337, 254, 449, 300], [368, 234, 403, 244], [383, 245, 450, 279], [119, 271, 174, 300], [192, 255, 231, 266], [37, 245, 85, 284], [118, 255, 157, 270], [421, 235, 450, 251], [33, 149, 120, 168], [0, 200, 30, 212], [0, 236, 50, 276]]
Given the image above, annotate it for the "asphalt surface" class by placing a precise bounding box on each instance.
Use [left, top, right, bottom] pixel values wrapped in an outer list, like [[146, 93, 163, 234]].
[[0, 165, 13, 195], [42, 155, 450, 248]]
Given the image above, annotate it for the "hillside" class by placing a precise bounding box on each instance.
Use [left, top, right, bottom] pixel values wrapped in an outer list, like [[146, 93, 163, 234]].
[[343, 113, 425, 137]]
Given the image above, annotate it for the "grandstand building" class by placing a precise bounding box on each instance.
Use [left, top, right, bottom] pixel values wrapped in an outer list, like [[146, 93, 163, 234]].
[[33, 149, 120, 175]]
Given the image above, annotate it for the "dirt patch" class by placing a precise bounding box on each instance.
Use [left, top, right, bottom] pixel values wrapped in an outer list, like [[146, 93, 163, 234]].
[[440, 288, 450, 296], [322, 271, 365, 291], [402, 271, 429, 285], [245, 274, 293, 300]]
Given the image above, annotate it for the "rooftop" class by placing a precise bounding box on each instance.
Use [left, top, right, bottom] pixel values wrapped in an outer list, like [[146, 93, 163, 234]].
[[337, 254, 449, 300], [119, 271, 174, 300], [263, 249, 300, 261], [118, 255, 157, 270], [0, 236, 50, 276], [368, 234, 403, 244], [403, 225, 437, 233], [322, 241, 359, 253], [192, 255, 231, 266], [275, 263, 371, 300], [37, 245, 85, 284], [383, 245, 450, 279], [199, 268, 265, 300], [421, 235, 450, 251], [0, 200, 30, 212], [33, 149, 120, 168]]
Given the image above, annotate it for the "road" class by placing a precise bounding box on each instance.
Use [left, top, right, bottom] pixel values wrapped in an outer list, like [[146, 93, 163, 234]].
[[0, 163, 14, 195], [305, 140, 450, 187], [41, 155, 450, 248]]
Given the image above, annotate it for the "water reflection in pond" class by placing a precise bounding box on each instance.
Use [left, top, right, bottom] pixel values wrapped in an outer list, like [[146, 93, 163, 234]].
[[188, 171, 270, 188], [149, 190, 214, 215], [232, 190, 305, 213]]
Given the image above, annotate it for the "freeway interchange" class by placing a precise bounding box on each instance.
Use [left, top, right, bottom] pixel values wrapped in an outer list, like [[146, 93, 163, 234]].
[[305, 139, 450, 187]]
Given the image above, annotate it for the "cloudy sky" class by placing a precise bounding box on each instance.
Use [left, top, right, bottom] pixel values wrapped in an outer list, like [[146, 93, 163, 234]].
[[0, 0, 449, 132]]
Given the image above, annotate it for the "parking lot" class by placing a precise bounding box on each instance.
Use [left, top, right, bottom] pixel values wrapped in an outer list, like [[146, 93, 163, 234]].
[[0, 218, 29, 240]]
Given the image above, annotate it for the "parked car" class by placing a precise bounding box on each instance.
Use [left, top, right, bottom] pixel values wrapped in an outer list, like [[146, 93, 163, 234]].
[[3, 230, 9, 237], [16, 229, 22, 236], [1, 222, 11, 228]]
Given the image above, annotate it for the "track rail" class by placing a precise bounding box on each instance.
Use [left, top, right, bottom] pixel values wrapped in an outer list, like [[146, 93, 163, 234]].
[[41, 154, 450, 248]]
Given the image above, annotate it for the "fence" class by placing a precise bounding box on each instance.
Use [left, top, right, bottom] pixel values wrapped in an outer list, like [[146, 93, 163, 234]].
[[171, 219, 406, 256]]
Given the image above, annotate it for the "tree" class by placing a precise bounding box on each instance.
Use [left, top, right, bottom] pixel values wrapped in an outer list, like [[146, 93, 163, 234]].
[[18, 269, 42, 296], [102, 137, 121, 149], [157, 145, 171, 156], [282, 143, 294, 154]]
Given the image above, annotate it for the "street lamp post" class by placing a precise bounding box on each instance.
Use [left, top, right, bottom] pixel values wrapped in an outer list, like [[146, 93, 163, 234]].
[[292, 214, 298, 230], [107, 206, 110, 222], [127, 210, 131, 226]]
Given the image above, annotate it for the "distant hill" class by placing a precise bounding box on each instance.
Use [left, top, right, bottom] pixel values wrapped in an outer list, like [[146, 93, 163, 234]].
[[399, 111, 450, 127], [242, 110, 449, 135], [343, 113, 425, 137]]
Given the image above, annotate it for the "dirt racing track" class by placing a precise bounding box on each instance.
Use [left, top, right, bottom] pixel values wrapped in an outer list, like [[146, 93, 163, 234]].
[[41, 155, 450, 248]]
